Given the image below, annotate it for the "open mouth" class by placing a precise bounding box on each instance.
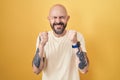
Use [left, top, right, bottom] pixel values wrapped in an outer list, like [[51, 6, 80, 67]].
[[55, 25, 63, 29], [53, 22, 64, 27]]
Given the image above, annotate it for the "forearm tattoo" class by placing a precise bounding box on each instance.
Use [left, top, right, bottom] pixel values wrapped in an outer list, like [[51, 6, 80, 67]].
[[32, 48, 41, 68], [76, 50, 87, 69]]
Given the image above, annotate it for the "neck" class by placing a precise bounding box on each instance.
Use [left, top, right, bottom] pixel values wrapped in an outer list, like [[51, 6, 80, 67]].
[[53, 30, 67, 37]]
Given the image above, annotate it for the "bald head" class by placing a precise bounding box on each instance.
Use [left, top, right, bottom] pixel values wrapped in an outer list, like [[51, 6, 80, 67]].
[[49, 4, 68, 17]]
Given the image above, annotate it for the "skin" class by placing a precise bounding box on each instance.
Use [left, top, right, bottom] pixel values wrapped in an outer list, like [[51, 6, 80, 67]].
[[32, 4, 89, 74]]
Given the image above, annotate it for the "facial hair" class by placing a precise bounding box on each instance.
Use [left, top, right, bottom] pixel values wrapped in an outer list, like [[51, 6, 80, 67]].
[[50, 22, 67, 34]]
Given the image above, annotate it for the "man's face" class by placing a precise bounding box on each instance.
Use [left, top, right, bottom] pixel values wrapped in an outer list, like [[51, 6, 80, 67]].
[[48, 6, 69, 34]]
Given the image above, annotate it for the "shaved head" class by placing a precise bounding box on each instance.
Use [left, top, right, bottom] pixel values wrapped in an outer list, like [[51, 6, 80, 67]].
[[49, 4, 68, 16], [48, 4, 70, 35]]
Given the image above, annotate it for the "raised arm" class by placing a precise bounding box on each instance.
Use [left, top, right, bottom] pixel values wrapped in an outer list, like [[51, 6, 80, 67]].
[[32, 32, 48, 74], [72, 42, 89, 74], [68, 30, 89, 74]]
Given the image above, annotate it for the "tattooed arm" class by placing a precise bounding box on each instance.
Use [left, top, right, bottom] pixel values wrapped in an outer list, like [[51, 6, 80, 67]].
[[68, 30, 89, 74], [32, 32, 48, 74], [32, 46, 45, 74], [72, 42, 89, 74]]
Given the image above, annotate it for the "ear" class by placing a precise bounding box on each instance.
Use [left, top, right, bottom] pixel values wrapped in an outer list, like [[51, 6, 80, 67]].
[[47, 16, 50, 21], [67, 15, 70, 21]]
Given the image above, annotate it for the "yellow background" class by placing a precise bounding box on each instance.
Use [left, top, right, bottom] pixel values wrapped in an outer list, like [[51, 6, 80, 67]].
[[0, 0, 120, 80]]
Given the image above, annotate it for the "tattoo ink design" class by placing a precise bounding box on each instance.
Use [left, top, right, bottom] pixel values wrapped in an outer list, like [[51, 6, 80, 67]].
[[33, 48, 41, 68], [76, 50, 87, 69]]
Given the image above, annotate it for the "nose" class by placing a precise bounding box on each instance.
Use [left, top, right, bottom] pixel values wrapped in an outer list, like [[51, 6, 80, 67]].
[[55, 18, 61, 23]]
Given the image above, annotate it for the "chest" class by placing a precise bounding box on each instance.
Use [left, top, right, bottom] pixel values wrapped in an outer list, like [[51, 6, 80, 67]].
[[44, 35, 73, 60]]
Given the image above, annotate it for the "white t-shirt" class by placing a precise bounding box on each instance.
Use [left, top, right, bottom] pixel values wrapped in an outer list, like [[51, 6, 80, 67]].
[[36, 30, 87, 80]]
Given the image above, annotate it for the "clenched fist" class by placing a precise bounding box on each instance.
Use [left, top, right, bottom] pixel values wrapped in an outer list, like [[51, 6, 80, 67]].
[[68, 30, 78, 44], [39, 32, 48, 47]]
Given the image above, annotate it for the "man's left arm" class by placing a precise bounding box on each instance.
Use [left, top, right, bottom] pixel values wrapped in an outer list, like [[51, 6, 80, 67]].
[[69, 30, 89, 74], [72, 42, 89, 74]]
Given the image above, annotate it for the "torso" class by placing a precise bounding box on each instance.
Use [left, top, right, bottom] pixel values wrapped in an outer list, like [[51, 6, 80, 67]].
[[42, 30, 80, 80]]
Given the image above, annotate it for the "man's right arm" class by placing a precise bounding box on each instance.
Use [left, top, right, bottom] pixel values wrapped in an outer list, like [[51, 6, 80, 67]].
[[32, 32, 48, 75], [32, 45, 45, 74]]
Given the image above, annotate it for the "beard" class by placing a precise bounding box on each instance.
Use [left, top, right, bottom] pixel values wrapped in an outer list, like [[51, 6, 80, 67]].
[[50, 22, 67, 34]]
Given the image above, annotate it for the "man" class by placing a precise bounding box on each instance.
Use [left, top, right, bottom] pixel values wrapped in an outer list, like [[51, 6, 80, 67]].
[[32, 4, 89, 80]]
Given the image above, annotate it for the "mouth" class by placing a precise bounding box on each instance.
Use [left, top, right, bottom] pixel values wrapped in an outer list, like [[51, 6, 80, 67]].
[[55, 24, 63, 27], [54, 24, 63, 30], [56, 24, 63, 28], [51, 23, 66, 34], [53, 22, 64, 27]]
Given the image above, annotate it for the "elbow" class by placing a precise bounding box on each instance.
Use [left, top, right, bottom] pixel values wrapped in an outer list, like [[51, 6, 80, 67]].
[[33, 69, 41, 75], [80, 68, 88, 74], [79, 64, 89, 74], [80, 59, 89, 74], [33, 70, 40, 75], [32, 64, 43, 75]]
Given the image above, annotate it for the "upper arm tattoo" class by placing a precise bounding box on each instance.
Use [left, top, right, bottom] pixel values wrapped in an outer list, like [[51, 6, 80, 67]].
[[76, 49, 88, 69], [32, 48, 41, 68]]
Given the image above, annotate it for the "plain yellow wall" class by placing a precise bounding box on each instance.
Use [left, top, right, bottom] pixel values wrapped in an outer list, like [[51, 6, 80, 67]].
[[0, 0, 120, 80]]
